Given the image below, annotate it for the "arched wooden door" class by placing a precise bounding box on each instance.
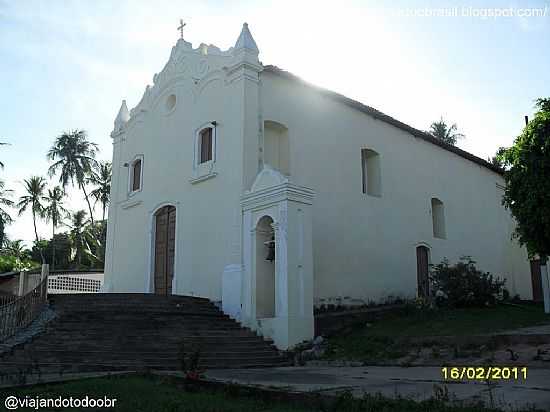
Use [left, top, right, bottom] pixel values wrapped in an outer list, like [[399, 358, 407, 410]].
[[154, 205, 176, 295], [416, 246, 430, 298]]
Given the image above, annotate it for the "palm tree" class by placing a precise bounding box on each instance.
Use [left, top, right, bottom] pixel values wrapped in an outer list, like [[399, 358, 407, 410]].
[[2, 239, 27, 259], [88, 161, 112, 221], [0, 179, 14, 247], [68, 210, 91, 268], [0, 142, 10, 169], [2, 239, 29, 259], [44, 186, 69, 270], [17, 176, 47, 263], [428, 118, 464, 146], [47, 130, 98, 224]]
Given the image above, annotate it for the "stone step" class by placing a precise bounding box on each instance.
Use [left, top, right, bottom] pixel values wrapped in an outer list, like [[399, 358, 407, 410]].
[[26, 334, 267, 344], [48, 324, 244, 332], [44, 330, 247, 337], [50, 293, 211, 301], [11, 351, 280, 364], [49, 316, 237, 324], [20, 340, 273, 352], [0, 356, 289, 368], [14, 346, 280, 354], [54, 308, 223, 315]]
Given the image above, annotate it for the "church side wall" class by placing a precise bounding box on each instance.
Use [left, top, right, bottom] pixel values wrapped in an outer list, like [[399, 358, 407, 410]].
[[106, 77, 244, 300], [260, 72, 532, 305]]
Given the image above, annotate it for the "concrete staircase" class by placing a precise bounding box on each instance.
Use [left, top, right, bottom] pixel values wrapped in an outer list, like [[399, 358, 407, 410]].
[[0, 294, 289, 380]]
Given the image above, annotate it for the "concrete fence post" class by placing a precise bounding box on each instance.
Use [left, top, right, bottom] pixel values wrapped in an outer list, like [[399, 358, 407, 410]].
[[17, 271, 27, 296], [41, 264, 49, 297], [541, 257, 550, 314]]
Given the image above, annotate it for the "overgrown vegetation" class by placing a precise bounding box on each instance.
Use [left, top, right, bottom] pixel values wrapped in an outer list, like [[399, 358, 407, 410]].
[[430, 257, 507, 308], [325, 304, 550, 362], [0, 374, 543, 412], [0, 254, 37, 273], [498, 98, 550, 258]]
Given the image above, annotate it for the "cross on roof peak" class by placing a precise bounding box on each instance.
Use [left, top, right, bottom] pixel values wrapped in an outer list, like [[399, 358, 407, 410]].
[[177, 19, 186, 40]]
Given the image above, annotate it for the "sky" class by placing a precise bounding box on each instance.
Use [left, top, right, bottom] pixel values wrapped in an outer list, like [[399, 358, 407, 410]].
[[0, 0, 549, 246]]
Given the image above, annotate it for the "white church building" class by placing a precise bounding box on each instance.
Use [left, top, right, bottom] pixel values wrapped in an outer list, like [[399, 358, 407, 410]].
[[104, 23, 533, 348]]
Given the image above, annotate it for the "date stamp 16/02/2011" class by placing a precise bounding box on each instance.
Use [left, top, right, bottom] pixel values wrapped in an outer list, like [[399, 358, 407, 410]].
[[442, 366, 528, 381]]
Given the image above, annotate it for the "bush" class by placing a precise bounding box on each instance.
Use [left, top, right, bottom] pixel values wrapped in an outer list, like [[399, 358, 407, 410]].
[[0, 255, 38, 273], [430, 257, 506, 308]]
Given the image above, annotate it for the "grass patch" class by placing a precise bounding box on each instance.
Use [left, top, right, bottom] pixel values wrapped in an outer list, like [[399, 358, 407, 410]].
[[357, 304, 550, 337], [326, 304, 550, 362], [0, 374, 542, 412], [326, 335, 408, 362], [0, 375, 310, 412]]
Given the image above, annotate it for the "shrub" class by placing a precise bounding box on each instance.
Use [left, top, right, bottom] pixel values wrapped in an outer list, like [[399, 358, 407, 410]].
[[0, 255, 37, 273], [430, 257, 506, 308]]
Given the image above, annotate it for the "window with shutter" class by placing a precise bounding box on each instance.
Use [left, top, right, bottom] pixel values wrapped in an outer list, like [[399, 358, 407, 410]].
[[199, 128, 213, 164], [132, 159, 142, 191]]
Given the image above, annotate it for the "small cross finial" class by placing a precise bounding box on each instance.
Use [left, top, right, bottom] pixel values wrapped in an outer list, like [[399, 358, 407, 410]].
[[177, 19, 186, 40]]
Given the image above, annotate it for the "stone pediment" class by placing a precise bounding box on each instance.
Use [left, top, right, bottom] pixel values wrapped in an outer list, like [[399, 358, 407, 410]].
[[250, 165, 289, 192], [242, 166, 314, 210]]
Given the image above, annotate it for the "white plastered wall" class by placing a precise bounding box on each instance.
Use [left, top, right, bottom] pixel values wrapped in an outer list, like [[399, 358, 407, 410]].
[[260, 72, 532, 304]]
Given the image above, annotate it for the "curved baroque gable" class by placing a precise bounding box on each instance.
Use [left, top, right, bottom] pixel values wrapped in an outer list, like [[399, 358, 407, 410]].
[[129, 39, 235, 118]]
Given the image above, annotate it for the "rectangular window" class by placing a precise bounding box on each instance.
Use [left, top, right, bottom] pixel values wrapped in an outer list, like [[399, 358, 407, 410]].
[[431, 198, 446, 239], [361, 148, 381, 196], [200, 128, 213, 164], [132, 159, 142, 191]]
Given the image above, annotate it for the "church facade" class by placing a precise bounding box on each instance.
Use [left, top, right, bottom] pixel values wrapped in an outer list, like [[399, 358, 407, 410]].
[[104, 23, 532, 348]]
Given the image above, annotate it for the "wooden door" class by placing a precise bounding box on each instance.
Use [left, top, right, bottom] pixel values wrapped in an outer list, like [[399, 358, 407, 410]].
[[416, 246, 430, 298], [530, 260, 543, 302], [154, 206, 176, 295]]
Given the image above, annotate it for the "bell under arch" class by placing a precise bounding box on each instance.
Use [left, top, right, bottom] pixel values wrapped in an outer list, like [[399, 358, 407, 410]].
[[238, 166, 315, 349], [255, 215, 276, 318]]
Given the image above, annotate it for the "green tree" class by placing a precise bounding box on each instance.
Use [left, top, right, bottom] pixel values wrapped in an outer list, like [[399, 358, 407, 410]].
[[47, 130, 98, 224], [2, 239, 30, 260], [0, 179, 14, 247], [488, 146, 507, 169], [428, 117, 465, 146], [45, 233, 72, 269], [68, 210, 91, 268], [88, 161, 111, 221], [0, 141, 10, 169], [499, 98, 550, 258], [43, 186, 69, 270], [84, 220, 107, 268], [16, 176, 47, 263]]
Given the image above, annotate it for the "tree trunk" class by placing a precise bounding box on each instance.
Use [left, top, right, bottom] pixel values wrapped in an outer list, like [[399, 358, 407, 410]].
[[0, 218, 4, 249], [51, 221, 56, 271], [32, 208, 45, 264], [102, 202, 106, 221], [80, 183, 95, 225]]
